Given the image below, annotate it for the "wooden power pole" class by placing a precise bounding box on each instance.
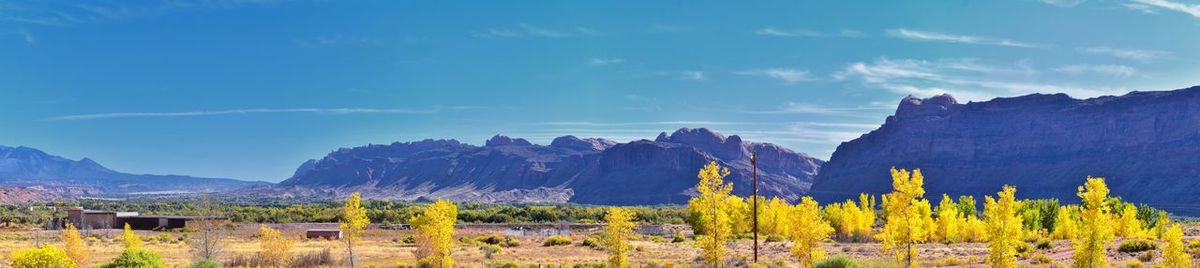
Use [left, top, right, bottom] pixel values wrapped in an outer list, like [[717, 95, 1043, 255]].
[[751, 151, 759, 263]]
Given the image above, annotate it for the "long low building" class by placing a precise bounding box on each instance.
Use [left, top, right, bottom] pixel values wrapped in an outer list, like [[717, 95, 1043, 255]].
[[67, 207, 227, 230]]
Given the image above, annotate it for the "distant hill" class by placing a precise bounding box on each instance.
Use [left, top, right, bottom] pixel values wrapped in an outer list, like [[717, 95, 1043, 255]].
[[0, 145, 267, 196], [271, 128, 824, 205], [811, 86, 1200, 214]]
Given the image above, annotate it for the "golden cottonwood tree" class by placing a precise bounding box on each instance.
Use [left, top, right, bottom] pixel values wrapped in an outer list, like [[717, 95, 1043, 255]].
[[934, 194, 961, 243], [691, 161, 734, 266], [1072, 177, 1113, 268], [1051, 205, 1079, 240], [603, 207, 635, 268], [1161, 223, 1191, 268], [1115, 204, 1143, 238], [341, 192, 370, 268], [984, 186, 1022, 268], [61, 223, 87, 267], [790, 197, 833, 267], [761, 197, 792, 236], [258, 224, 293, 267], [122, 223, 142, 250], [877, 168, 931, 268], [411, 198, 458, 268]]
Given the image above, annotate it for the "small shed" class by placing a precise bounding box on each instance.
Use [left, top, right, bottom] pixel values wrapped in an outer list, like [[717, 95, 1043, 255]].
[[306, 229, 343, 240]]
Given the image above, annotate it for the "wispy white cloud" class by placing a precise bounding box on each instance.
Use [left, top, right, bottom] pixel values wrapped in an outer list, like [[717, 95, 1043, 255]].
[[471, 24, 598, 38], [886, 28, 1040, 48], [754, 27, 822, 37], [1039, 0, 1087, 7], [835, 57, 1127, 101], [50, 108, 444, 121], [1124, 3, 1161, 13], [588, 58, 626, 66], [740, 102, 891, 116], [534, 121, 755, 127], [1078, 46, 1170, 62], [753, 27, 864, 38], [1051, 64, 1137, 78], [1127, 0, 1200, 18], [15, 29, 35, 45], [734, 68, 813, 84], [679, 71, 706, 81]]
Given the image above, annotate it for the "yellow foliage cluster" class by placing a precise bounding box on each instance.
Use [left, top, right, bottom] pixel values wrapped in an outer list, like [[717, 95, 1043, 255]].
[[984, 186, 1022, 268], [60, 223, 88, 267], [603, 207, 636, 268], [1072, 177, 1114, 268], [824, 194, 876, 241], [1115, 204, 1146, 238], [758, 197, 793, 236], [933, 194, 961, 244], [1051, 205, 1080, 240], [258, 224, 294, 267], [789, 197, 834, 267], [1161, 223, 1192, 268], [690, 161, 735, 266], [411, 198, 458, 268], [10, 244, 75, 268], [122, 223, 142, 250], [877, 168, 932, 268], [341, 192, 371, 268]]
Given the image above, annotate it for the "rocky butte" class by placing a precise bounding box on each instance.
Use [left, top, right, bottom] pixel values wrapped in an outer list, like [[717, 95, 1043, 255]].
[[811, 86, 1200, 214]]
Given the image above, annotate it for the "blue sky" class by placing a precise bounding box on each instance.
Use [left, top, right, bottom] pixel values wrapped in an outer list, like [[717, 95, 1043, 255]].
[[2, 0, 1199, 181]]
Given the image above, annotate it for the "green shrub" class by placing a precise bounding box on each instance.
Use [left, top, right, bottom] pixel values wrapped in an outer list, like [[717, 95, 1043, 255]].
[[765, 234, 786, 243], [580, 236, 602, 249], [1035, 237, 1052, 250], [97, 249, 167, 268], [672, 235, 686, 243], [10, 244, 74, 268], [1136, 251, 1153, 262], [933, 256, 961, 266], [479, 244, 502, 259], [542, 235, 573, 247], [813, 254, 861, 268], [1124, 259, 1143, 268], [1029, 252, 1053, 264], [1118, 239, 1156, 253], [187, 258, 221, 268]]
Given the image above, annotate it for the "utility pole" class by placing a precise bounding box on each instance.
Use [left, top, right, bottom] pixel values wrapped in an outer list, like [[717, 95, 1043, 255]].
[[751, 151, 759, 263]]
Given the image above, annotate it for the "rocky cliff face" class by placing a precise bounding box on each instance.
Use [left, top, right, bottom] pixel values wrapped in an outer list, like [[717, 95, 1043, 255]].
[[0, 145, 267, 195], [276, 128, 824, 205], [811, 86, 1200, 214]]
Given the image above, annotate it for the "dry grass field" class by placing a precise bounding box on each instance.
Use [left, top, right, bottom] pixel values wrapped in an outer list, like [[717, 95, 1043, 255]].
[[0, 223, 1197, 267]]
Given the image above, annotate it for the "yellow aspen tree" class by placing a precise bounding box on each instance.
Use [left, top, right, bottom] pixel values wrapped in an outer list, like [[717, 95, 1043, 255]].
[[1072, 177, 1114, 268], [1161, 223, 1191, 268], [1115, 204, 1143, 238], [340, 192, 370, 268], [603, 207, 636, 268], [727, 196, 752, 235], [122, 223, 142, 250], [258, 224, 293, 267], [1152, 211, 1170, 239], [411, 198, 458, 268], [765, 197, 793, 236], [823, 202, 849, 239], [691, 161, 734, 266], [984, 186, 1022, 268], [1051, 205, 1079, 240], [877, 168, 931, 268], [60, 223, 87, 267], [790, 197, 834, 267], [935, 194, 961, 243], [856, 193, 877, 240]]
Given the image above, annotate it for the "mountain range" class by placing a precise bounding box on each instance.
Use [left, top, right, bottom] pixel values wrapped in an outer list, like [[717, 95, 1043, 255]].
[[0, 145, 267, 196], [268, 128, 824, 205]]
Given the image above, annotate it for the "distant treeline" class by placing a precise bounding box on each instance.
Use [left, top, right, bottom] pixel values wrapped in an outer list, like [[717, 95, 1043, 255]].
[[0, 199, 690, 225]]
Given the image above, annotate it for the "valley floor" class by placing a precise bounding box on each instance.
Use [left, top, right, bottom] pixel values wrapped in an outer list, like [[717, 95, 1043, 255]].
[[0, 223, 1196, 267]]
